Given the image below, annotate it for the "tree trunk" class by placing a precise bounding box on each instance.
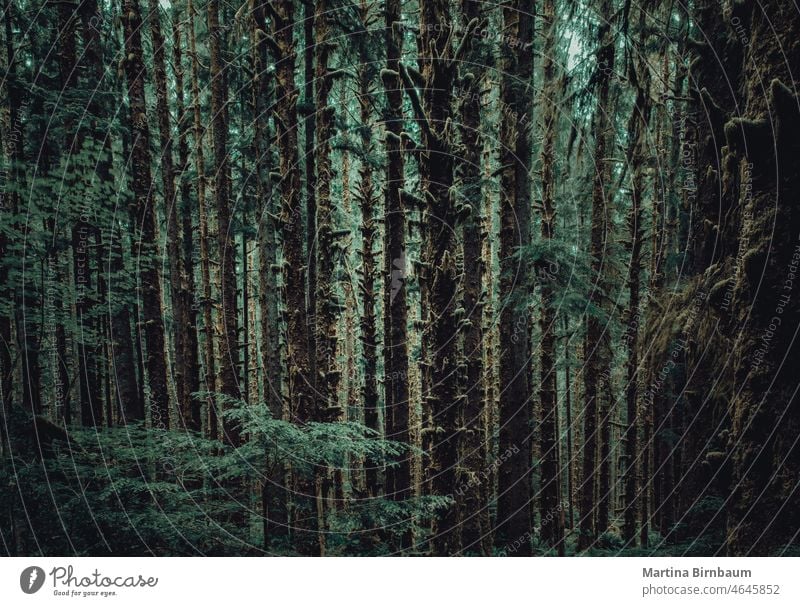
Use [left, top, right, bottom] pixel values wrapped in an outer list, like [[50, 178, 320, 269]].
[[304, 0, 317, 392], [726, 0, 800, 556], [121, 0, 170, 429], [250, 0, 287, 543], [579, 0, 614, 550], [415, 0, 461, 556], [148, 0, 192, 428], [496, 0, 535, 556], [622, 55, 652, 546], [312, 0, 340, 555], [208, 0, 240, 444], [271, 0, 317, 554], [171, 9, 201, 431], [382, 0, 411, 524], [538, 0, 564, 555], [355, 1, 381, 498], [455, 0, 488, 555], [187, 0, 217, 438], [74, 0, 141, 424]]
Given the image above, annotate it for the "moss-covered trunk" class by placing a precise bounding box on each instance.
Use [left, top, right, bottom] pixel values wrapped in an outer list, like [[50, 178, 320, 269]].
[[725, 0, 800, 556]]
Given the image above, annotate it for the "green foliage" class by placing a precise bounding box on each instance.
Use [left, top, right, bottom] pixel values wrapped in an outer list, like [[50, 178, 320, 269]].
[[325, 495, 453, 555], [1, 399, 440, 556], [515, 237, 603, 319]]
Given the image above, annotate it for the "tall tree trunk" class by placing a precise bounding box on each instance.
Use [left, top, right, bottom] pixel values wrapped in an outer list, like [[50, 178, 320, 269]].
[[121, 0, 170, 429], [538, 0, 564, 555], [148, 0, 191, 428], [66, 0, 103, 428], [579, 0, 615, 550], [415, 0, 462, 556], [313, 0, 339, 424], [208, 0, 240, 444], [726, 0, 800, 556], [251, 0, 287, 543], [0, 0, 16, 416], [382, 0, 411, 526], [622, 55, 651, 546], [187, 0, 217, 437], [171, 9, 201, 431], [355, 1, 381, 498], [75, 0, 140, 424], [496, 0, 535, 556], [271, 0, 317, 554], [563, 316, 575, 531], [312, 0, 340, 556], [304, 0, 317, 391], [454, 0, 488, 555]]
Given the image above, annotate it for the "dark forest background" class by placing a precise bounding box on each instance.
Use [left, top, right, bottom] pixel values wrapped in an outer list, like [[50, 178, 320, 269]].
[[1, 0, 799, 556]]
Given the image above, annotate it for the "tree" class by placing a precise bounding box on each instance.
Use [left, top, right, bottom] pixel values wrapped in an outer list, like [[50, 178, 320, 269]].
[[251, 0, 287, 543], [355, 0, 381, 499], [496, 0, 535, 556], [537, 0, 564, 555], [413, 0, 466, 556], [121, 0, 170, 429], [271, 0, 318, 554], [2, 0, 799, 559], [579, 0, 615, 550], [208, 0, 240, 444], [621, 51, 652, 546], [382, 0, 411, 525], [171, 5, 201, 431], [148, 0, 194, 428], [725, 0, 800, 556], [455, 0, 488, 554], [187, 0, 217, 437]]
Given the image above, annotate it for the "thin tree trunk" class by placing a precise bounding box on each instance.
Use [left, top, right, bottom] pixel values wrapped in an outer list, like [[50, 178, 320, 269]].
[[304, 0, 317, 392], [382, 0, 411, 528], [208, 0, 240, 444], [622, 55, 651, 546], [579, 0, 614, 550], [121, 0, 170, 429], [0, 0, 16, 416], [187, 0, 217, 438], [171, 10, 201, 431], [271, 0, 317, 554], [313, 0, 339, 424], [355, 1, 381, 498], [148, 0, 192, 428], [538, 0, 564, 555], [250, 0, 287, 543], [564, 316, 574, 531]]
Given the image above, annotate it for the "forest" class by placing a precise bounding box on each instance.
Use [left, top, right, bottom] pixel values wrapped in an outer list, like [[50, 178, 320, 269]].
[[0, 0, 799, 557]]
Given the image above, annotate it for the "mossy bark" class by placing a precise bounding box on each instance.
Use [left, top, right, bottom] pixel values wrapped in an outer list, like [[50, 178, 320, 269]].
[[726, 1, 800, 556]]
